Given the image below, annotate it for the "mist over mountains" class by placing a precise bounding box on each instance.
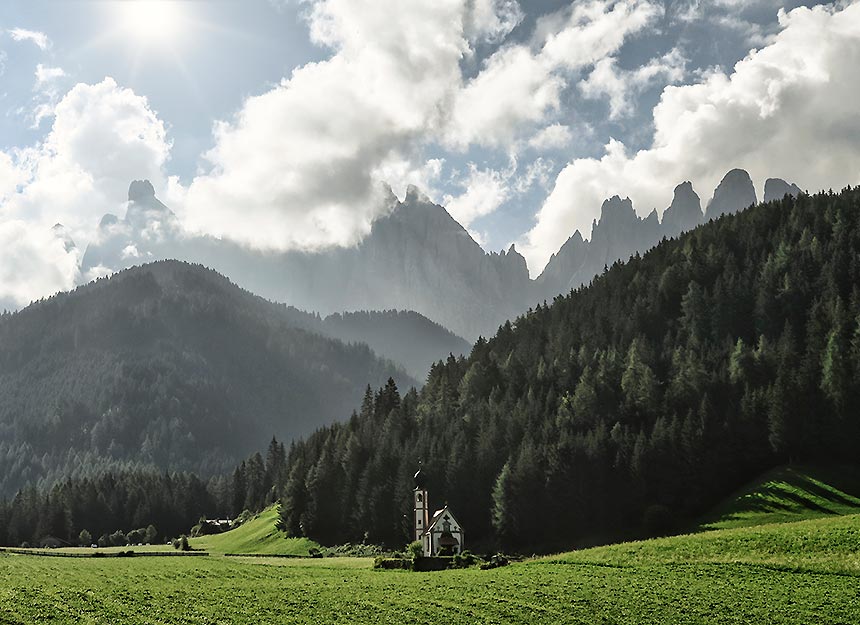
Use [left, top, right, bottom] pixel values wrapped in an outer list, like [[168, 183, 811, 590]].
[[79, 169, 802, 342], [0, 260, 415, 498]]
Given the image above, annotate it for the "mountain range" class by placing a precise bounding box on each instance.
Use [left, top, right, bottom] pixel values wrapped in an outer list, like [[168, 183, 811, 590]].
[[0, 260, 415, 497], [79, 170, 802, 340]]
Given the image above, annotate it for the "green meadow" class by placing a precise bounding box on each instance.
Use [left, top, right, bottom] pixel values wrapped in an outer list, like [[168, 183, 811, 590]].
[[2, 467, 859, 624]]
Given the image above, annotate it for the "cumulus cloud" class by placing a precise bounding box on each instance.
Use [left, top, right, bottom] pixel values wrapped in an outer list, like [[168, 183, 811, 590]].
[[579, 47, 687, 119], [444, 164, 514, 228], [466, 0, 524, 43], [7, 28, 50, 50], [5, 78, 170, 237], [181, 0, 486, 252], [445, 0, 662, 149], [31, 64, 68, 127], [0, 221, 79, 309], [175, 0, 664, 252], [528, 123, 574, 150], [35, 64, 66, 85], [521, 2, 860, 275], [0, 78, 171, 306]]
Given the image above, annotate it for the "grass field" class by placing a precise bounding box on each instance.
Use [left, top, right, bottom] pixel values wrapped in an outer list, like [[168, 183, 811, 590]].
[[2, 466, 859, 624]]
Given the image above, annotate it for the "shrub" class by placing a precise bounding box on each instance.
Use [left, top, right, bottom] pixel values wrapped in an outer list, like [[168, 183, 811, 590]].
[[480, 554, 509, 570], [407, 540, 423, 562], [144, 525, 158, 544], [78, 530, 92, 547], [452, 550, 478, 568]]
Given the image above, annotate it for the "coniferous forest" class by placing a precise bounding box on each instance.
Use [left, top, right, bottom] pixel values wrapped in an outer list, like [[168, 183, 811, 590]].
[[278, 186, 860, 549], [3, 187, 860, 551]]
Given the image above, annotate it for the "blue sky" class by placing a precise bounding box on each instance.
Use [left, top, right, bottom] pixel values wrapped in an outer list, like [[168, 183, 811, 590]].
[[0, 0, 858, 306]]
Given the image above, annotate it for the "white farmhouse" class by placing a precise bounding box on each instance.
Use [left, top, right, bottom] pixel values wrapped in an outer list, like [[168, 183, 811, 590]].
[[413, 467, 465, 557]]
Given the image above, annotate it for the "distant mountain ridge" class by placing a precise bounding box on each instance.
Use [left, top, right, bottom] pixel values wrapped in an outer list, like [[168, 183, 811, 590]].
[[80, 170, 803, 340], [0, 260, 413, 498]]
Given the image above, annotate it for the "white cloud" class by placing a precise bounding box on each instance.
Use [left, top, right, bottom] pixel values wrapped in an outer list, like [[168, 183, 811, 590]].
[[174, 0, 664, 252], [31, 64, 69, 128], [528, 124, 573, 150], [0, 78, 171, 305], [0, 221, 79, 309], [442, 155, 553, 228], [6, 78, 170, 237], [580, 47, 687, 119], [444, 164, 513, 227], [522, 2, 860, 275], [446, 0, 662, 149], [466, 0, 524, 43], [35, 64, 66, 85], [7, 28, 50, 51], [181, 0, 472, 252], [0, 50, 7, 77]]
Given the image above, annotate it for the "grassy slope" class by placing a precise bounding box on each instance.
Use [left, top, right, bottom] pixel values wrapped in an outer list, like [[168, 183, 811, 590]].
[[2, 514, 859, 624], [547, 513, 860, 576], [188, 506, 319, 556], [696, 465, 860, 530]]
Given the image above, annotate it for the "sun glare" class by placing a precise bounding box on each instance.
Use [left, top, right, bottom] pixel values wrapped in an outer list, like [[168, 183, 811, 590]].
[[116, 0, 186, 47]]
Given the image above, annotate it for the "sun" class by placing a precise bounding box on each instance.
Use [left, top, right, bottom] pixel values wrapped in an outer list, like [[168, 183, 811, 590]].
[[115, 0, 186, 47]]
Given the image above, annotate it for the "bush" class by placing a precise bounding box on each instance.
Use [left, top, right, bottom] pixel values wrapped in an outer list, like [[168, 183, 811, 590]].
[[179, 536, 190, 551], [126, 528, 145, 545], [452, 550, 478, 568], [97, 534, 110, 548], [109, 530, 128, 547], [480, 554, 509, 570], [407, 540, 423, 562], [78, 530, 92, 547], [144, 525, 158, 544], [232, 509, 254, 529], [308, 548, 323, 558]]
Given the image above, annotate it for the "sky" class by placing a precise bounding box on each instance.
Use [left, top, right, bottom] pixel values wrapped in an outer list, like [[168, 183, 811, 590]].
[[0, 0, 859, 307]]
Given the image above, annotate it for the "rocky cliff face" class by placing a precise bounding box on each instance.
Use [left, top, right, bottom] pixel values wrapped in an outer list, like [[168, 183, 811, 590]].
[[661, 182, 702, 238], [82, 169, 798, 341], [82, 183, 532, 340], [764, 178, 803, 203], [705, 169, 757, 220]]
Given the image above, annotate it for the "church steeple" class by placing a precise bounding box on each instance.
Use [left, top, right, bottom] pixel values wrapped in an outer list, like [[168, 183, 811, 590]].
[[413, 464, 429, 542]]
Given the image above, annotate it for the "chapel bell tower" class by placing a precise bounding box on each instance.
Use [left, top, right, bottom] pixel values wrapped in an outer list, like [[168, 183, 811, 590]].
[[413, 465, 429, 541]]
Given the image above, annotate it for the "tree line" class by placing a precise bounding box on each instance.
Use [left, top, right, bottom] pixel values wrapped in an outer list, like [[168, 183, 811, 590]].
[[0, 438, 287, 548]]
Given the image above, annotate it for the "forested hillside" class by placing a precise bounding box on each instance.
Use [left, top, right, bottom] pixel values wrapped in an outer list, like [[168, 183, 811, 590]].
[[279, 186, 860, 549], [320, 310, 471, 381], [0, 261, 411, 498]]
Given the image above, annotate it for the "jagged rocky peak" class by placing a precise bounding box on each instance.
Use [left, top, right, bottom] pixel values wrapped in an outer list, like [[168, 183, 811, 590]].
[[98, 213, 120, 229], [128, 180, 156, 202], [662, 181, 702, 236], [764, 178, 803, 203], [597, 195, 637, 227], [51, 223, 77, 253], [404, 184, 433, 205], [706, 169, 757, 219]]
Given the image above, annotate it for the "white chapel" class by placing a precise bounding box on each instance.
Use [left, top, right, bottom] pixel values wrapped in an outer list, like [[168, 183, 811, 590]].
[[413, 467, 464, 557]]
